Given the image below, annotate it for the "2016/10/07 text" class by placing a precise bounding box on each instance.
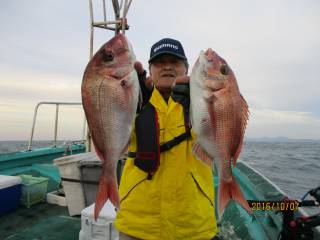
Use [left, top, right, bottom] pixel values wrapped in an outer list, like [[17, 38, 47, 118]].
[[248, 201, 299, 211]]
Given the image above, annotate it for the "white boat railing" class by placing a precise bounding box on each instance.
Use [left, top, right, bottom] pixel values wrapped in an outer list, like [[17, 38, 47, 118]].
[[27, 102, 86, 151]]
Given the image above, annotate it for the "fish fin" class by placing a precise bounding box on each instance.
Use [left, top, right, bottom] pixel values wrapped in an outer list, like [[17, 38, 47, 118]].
[[94, 176, 120, 220], [192, 143, 213, 167], [232, 136, 243, 167], [219, 175, 252, 218], [94, 146, 104, 162], [121, 139, 131, 156], [232, 95, 250, 166], [239, 94, 250, 132]]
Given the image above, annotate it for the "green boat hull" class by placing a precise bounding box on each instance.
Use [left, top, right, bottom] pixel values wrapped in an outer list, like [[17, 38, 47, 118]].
[[217, 162, 284, 240], [0, 144, 85, 192], [0, 149, 319, 239]]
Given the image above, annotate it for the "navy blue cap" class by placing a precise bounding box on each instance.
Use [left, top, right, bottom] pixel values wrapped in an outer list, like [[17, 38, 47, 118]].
[[148, 38, 187, 63]]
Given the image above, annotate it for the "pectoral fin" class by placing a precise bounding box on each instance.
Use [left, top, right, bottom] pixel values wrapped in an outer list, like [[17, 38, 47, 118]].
[[192, 143, 213, 167]]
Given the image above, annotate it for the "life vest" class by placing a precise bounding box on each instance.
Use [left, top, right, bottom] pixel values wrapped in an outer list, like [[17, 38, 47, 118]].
[[128, 102, 191, 179], [127, 82, 191, 179]]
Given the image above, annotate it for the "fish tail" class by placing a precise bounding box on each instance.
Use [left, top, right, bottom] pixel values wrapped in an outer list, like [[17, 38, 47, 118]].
[[94, 176, 120, 220], [219, 176, 252, 217]]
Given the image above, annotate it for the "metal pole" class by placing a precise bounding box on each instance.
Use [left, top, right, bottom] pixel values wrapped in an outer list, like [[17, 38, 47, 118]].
[[28, 102, 41, 151], [112, 0, 120, 18], [54, 104, 59, 148], [103, 0, 107, 28], [112, 0, 120, 35], [121, 0, 128, 34], [89, 0, 94, 58], [82, 114, 87, 141]]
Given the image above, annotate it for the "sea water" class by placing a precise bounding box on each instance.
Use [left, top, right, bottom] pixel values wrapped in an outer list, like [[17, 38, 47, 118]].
[[1, 140, 319, 199], [0, 140, 67, 154], [241, 141, 320, 199]]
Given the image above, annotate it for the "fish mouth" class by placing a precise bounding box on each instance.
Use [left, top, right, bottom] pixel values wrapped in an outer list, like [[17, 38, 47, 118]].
[[204, 70, 228, 81], [204, 78, 225, 93], [205, 75, 221, 81]]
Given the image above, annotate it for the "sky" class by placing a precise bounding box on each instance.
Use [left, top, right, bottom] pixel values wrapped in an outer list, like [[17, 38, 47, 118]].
[[0, 0, 320, 140]]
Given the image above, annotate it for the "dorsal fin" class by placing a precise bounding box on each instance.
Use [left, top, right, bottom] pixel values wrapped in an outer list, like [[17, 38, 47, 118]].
[[232, 94, 249, 166]]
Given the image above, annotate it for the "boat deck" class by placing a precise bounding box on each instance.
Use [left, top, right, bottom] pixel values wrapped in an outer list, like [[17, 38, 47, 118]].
[[0, 203, 81, 240], [1, 153, 319, 240]]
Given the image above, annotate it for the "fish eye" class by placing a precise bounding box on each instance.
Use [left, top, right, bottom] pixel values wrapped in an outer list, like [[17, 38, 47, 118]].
[[102, 50, 114, 62], [120, 80, 126, 87], [220, 64, 229, 75]]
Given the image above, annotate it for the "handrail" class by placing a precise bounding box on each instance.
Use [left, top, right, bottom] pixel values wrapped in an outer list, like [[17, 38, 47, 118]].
[[27, 102, 86, 151]]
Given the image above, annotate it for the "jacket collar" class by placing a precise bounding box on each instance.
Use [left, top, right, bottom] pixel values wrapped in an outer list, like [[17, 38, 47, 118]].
[[149, 87, 177, 113]]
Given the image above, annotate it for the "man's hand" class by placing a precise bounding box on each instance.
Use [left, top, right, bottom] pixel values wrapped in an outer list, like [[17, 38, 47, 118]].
[[134, 61, 153, 90], [172, 76, 190, 88], [171, 76, 190, 111], [134, 61, 145, 75]]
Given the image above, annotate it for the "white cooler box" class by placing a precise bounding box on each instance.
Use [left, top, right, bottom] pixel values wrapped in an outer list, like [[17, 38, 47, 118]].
[[54, 152, 100, 216], [79, 201, 119, 240], [54, 154, 86, 216]]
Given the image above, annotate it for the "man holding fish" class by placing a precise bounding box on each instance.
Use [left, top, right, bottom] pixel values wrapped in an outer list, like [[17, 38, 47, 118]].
[[114, 37, 220, 240], [82, 35, 249, 240]]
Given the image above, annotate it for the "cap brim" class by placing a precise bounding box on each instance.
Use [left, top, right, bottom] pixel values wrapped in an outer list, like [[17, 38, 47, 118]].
[[148, 51, 187, 63]]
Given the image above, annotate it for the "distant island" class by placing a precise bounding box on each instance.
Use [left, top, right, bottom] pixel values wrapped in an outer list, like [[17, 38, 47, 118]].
[[245, 136, 320, 143]]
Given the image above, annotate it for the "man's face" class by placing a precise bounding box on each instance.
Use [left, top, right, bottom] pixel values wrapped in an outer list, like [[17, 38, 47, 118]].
[[149, 54, 187, 98]]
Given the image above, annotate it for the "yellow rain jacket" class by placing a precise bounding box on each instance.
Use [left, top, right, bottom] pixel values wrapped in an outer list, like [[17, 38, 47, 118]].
[[115, 88, 218, 240]]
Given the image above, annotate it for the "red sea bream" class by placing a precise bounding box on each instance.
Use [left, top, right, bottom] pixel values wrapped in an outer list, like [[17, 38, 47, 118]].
[[81, 34, 139, 219], [190, 48, 251, 217]]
